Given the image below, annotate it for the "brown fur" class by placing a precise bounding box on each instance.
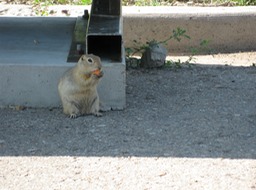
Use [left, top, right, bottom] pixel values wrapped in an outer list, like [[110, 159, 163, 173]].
[[58, 54, 103, 118]]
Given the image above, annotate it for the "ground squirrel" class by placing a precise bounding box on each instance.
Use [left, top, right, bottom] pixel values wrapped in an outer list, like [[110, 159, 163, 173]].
[[58, 54, 103, 118]]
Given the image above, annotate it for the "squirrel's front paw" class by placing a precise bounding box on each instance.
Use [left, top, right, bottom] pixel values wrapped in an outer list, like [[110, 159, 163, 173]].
[[69, 113, 77, 119], [94, 112, 102, 117]]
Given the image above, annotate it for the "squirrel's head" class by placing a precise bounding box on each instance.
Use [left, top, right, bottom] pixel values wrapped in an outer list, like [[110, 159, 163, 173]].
[[78, 54, 102, 70], [77, 54, 103, 79]]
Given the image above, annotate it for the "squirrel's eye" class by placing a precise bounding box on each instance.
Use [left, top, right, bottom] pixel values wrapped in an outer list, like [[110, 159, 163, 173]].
[[87, 58, 93, 64]]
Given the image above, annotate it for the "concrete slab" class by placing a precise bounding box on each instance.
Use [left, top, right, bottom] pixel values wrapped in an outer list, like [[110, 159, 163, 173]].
[[123, 6, 256, 54], [0, 17, 125, 109], [0, 17, 75, 65]]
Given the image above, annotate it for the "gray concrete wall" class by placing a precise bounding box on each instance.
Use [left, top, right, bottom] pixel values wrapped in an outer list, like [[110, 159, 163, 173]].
[[0, 63, 125, 110], [123, 7, 256, 54], [0, 64, 67, 107]]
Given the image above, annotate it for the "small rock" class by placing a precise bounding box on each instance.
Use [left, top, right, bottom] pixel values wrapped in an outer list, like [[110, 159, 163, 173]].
[[27, 148, 38, 153], [141, 43, 167, 68], [9, 105, 26, 111], [0, 140, 5, 148], [49, 10, 56, 15], [61, 10, 70, 15], [15, 105, 26, 111]]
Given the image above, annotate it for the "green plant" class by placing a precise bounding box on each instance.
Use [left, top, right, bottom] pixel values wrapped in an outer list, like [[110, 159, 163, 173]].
[[165, 60, 182, 69], [164, 55, 196, 69], [236, 0, 256, 5], [126, 27, 190, 58], [33, 0, 91, 5], [190, 39, 211, 55], [32, 0, 91, 16], [33, 1, 51, 16], [125, 28, 213, 70], [126, 27, 191, 69], [75, 0, 92, 5], [133, 0, 161, 6]]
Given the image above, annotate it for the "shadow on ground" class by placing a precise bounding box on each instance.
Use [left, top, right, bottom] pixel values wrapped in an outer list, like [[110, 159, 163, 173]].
[[0, 65, 255, 158]]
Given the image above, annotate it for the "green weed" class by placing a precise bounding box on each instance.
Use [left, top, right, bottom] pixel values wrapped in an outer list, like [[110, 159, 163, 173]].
[[125, 27, 192, 69], [126, 27, 190, 58], [33, 0, 91, 5], [126, 28, 213, 70], [190, 39, 212, 55]]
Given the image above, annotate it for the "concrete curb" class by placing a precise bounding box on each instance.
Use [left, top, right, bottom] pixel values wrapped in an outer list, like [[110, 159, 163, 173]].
[[123, 6, 256, 54]]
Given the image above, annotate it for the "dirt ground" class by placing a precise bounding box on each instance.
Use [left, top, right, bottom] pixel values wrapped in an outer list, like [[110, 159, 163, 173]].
[[1, 4, 256, 190], [1, 59, 256, 189]]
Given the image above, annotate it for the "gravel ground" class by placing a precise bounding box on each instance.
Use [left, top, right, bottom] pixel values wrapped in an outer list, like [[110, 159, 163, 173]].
[[1, 65, 256, 189], [0, 4, 256, 190]]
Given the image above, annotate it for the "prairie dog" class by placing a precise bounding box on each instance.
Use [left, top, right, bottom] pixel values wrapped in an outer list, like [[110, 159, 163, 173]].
[[58, 54, 103, 118]]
